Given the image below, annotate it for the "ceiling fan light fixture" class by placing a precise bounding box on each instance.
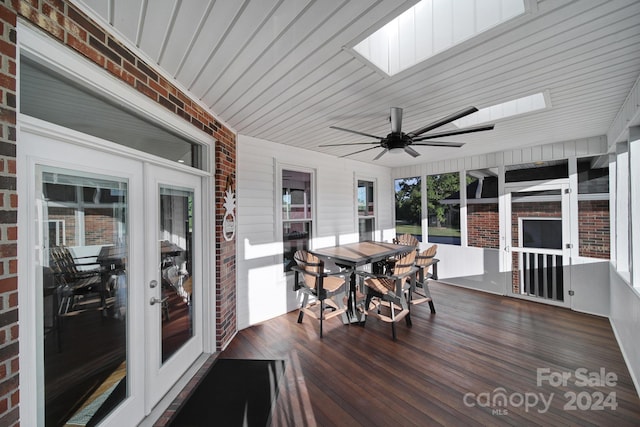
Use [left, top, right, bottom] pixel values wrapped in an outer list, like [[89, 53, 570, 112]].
[[389, 147, 405, 154]]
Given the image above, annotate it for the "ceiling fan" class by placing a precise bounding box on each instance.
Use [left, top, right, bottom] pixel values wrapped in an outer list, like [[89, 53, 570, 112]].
[[321, 106, 494, 160]]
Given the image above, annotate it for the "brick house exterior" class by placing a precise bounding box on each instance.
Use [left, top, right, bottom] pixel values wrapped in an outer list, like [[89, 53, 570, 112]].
[[0, 1, 237, 424], [467, 203, 500, 249]]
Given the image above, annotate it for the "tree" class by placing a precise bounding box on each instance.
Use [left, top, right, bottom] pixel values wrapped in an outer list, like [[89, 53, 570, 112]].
[[395, 177, 421, 225], [427, 173, 460, 225]]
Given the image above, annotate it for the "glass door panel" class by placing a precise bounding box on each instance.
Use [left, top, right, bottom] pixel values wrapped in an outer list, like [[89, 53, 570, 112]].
[[39, 167, 130, 426], [145, 165, 203, 411], [159, 186, 194, 362]]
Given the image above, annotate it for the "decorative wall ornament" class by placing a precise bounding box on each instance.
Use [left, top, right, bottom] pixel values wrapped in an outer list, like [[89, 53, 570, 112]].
[[223, 175, 236, 241]]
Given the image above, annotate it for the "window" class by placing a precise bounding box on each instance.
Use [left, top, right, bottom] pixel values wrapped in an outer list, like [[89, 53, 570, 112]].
[[21, 57, 204, 169], [427, 173, 461, 245], [358, 180, 375, 241], [452, 92, 549, 128], [282, 169, 313, 271], [630, 128, 640, 288], [395, 177, 422, 241], [577, 157, 610, 259], [353, 0, 525, 76], [466, 169, 499, 249], [505, 160, 568, 183], [47, 220, 65, 246], [521, 218, 562, 249], [615, 143, 629, 277]]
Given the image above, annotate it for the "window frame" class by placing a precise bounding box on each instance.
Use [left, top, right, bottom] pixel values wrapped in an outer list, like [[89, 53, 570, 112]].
[[356, 177, 377, 242], [278, 164, 316, 272], [615, 142, 630, 282], [426, 171, 462, 246], [394, 176, 423, 242], [629, 127, 640, 289]]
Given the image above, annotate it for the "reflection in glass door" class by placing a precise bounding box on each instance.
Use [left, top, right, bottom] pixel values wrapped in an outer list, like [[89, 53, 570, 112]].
[[159, 186, 194, 362], [39, 167, 129, 426]]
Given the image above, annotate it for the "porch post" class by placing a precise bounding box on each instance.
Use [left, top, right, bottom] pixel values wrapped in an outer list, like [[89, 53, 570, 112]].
[[629, 127, 640, 288]]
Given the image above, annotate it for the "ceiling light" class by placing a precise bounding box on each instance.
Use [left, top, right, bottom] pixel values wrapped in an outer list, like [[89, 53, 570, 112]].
[[389, 147, 405, 154]]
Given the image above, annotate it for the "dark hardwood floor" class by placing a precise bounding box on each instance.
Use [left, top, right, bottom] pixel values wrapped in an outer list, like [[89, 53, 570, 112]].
[[219, 281, 640, 426]]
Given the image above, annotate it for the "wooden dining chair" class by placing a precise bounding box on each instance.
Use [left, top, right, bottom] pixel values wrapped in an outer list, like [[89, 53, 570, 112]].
[[385, 233, 420, 273], [358, 250, 418, 340], [393, 233, 420, 247], [292, 250, 349, 338], [406, 245, 439, 313]]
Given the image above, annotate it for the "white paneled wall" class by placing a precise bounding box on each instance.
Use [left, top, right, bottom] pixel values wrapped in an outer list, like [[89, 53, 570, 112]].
[[610, 270, 640, 395], [392, 136, 608, 178], [237, 135, 393, 329]]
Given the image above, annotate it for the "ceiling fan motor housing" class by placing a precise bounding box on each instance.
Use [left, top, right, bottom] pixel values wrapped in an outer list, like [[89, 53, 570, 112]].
[[384, 132, 409, 150]]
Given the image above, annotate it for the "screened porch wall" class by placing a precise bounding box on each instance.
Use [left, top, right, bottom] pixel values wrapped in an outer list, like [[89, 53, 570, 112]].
[[392, 135, 608, 279]]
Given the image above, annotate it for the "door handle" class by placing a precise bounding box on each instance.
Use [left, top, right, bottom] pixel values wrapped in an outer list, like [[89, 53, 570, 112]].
[[150, 297, 163, 306]]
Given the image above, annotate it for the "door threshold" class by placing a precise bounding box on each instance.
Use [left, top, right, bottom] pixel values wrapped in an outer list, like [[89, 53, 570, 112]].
[[140, 352, 220, 427]]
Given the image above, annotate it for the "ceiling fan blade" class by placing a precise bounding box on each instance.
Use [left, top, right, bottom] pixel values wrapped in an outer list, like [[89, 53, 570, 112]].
[[390, 107, 403, 133], [319, 142, 380, 147], [412, 141, 465, 147], [340, 146, 382, 158], [404, 146, 421, 157], [407, 106, 478, 137], [412, 124, 494, 141], [373, 149, 388, 160], [330, 125, 383, 139]]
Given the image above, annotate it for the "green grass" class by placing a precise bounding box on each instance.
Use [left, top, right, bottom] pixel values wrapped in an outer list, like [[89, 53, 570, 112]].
[[396, 224, 421, 235], [395, 224, 461, 237], [428, 226, 461, 237]]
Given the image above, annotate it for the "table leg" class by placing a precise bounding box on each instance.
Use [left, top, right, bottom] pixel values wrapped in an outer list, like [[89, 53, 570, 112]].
[[342, 271, 365, 324]]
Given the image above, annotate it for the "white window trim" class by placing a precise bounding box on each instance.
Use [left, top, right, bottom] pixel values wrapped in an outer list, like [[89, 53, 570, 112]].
[[615, 142, 630, 282], [355, 175, 377, 241], [276, 163, 316, 268], [629, 127, 640, 289], [18, 20, 215, 172]]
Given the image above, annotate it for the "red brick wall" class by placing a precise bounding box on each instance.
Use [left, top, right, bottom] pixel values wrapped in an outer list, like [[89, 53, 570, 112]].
[[0, 1, 237, 424], [467, 203, 499, 249], [0, 1, 19, 424], [578, 200, 610, 259]]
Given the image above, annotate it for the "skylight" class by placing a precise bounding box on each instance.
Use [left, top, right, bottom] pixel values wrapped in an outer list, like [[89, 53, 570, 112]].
[[353, 0, 526, 76], [452, 92, 549, 128]]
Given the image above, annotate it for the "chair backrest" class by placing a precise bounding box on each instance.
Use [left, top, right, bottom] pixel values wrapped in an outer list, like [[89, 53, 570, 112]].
[[394, 233, 419, 247], [393, 250, 416, 276], [293, 250, 324, 289], [49, 246, 80, 282], [416, 245, 437, 267]]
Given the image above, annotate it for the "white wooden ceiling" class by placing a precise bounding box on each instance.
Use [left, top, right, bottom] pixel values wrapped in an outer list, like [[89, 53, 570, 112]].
[[71, 0, 640, 167]]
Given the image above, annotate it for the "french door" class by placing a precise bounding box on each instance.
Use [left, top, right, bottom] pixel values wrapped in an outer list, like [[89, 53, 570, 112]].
[[144, 164, 203, 410], [504, 181, 572, 307], [20, 124, 205, 426]]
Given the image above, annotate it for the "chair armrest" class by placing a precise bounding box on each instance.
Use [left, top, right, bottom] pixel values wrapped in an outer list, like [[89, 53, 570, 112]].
[[355, 270, 388, 280], [389, 266, 419, 280], [291, 265, 321, 278]]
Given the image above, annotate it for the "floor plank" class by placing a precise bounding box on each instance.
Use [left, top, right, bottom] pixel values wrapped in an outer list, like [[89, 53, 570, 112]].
[[219, 282, 640, 426]]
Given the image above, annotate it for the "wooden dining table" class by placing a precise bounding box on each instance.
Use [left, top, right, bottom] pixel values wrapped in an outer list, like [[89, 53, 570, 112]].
[[310, 241, 417, 323]]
